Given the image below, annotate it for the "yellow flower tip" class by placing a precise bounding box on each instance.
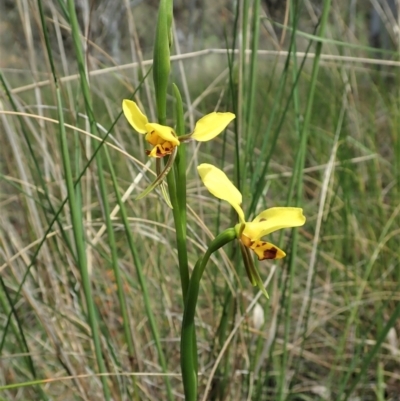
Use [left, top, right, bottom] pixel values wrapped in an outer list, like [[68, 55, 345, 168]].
[[191, 112, 236, 142], [122, 99, 148, 134], [197, 163, 245, 223]]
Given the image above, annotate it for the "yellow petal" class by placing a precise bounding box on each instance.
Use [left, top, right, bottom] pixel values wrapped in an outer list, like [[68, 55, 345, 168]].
[[197, 163, 245, 223], [145, 123, 179, 146], [145, 131, 164, 146], [122, 100, 148, 134], [243, 207, 305, 240], [191, 112, 235, 142], [249, 240, 286, 261]]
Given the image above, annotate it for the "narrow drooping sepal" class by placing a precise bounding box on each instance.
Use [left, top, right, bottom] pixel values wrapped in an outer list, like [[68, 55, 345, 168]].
[[239, 241, 269, 298], [135, 147, 177, 202]]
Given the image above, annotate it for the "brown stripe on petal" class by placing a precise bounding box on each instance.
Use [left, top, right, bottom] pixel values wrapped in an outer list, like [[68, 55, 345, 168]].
[[263, 247, 278, 260]]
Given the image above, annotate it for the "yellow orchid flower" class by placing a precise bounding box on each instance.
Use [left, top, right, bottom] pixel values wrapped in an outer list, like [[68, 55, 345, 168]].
[[197, 163, 306, 261], [122, 100, 235, 158]]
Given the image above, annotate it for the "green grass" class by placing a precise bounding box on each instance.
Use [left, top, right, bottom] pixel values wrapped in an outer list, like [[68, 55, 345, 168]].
[[1, 0, 400, 400]]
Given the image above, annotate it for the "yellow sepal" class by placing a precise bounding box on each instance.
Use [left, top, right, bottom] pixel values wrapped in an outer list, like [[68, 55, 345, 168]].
[[191, 112, 235, 142], [122, 100, 148, 134], [197, 163, 245, 223]]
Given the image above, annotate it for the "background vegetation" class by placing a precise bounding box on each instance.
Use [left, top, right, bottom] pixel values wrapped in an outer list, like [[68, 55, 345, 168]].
[[1, 0, 399, 400]]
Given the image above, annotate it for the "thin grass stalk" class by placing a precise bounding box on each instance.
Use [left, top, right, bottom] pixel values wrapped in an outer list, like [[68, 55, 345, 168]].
[[394, 77, 400, 286], [277, 1, 332, 399], [226, 1, 241, 189], [181, 228, 237, 401], [96, 160, 139, 399], [235, 0, 243, 191], [332, 202, 400, 396], [54, 3, 144, 394], [55, 85, 111, 399], [1, 68, 145, 399], [247, 62, 305, 215], [235, 0, 247, 184], [289, 2, 302, 141], [282, 0, 313, 378], [0, 69, 136, 374], [289, 92, 348, 380], [251, 0, 321, 396], [376, 362, 385, 401], [0, 276, 47, 400], [243, 0, 261, 180], [247, 10, 321, 217], [63, 0, 115, 397], [0, 98, 128, 349], [342, 300, 400, 400], [0, 378, 61, 393], [104, 147, 175, 401], [0, 73, 73, 258], [250, 53, 307, 394], [247, 60, 290, 215], [221, 10, 260, 392], [210, 10, 244, 395], [268, 19, 396, 56], [254, 30, 319, 398]]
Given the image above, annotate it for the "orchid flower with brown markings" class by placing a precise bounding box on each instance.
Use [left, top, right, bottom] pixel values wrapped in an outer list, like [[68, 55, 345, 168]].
[[198, 163, 306, 296], [122, 100, 235, 158]]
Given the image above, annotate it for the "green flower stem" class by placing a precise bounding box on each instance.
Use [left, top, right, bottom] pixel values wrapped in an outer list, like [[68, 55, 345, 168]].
[[172, 84, 187, 217], [171, 84, 189, 300], [180, 228, 237, 401], [153, 0, 172, 123], [153, 0, 189, 300], [165, 168, 189, 300]]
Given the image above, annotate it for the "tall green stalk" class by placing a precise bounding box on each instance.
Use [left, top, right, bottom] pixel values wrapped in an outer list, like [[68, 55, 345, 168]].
[[171, 84, 189, 300], [181, 229, 237, 401]]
